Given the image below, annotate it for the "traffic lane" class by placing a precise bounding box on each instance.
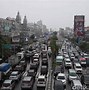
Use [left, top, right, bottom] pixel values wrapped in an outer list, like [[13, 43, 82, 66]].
[[14, 80, 22, 90], [14, 62, 30, 90], [33, 55, 42, 90]]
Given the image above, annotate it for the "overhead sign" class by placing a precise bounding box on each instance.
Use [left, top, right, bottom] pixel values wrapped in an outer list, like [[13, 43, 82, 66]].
[[74, 15, 85, 37]]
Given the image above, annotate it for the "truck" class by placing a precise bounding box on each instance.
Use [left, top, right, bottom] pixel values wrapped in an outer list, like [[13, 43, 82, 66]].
[[0, 63, 11, 82]]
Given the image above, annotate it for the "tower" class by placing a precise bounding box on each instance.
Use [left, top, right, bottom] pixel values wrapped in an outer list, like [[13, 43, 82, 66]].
[[23, 15, 27, 30], [16, 11, 21, 24]]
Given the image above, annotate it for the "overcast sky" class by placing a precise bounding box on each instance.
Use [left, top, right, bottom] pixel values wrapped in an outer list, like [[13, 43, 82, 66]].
[[0, 0, 89, 30]]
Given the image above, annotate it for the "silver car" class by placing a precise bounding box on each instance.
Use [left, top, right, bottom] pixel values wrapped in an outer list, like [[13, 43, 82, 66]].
[[1, 79, 15, 90]]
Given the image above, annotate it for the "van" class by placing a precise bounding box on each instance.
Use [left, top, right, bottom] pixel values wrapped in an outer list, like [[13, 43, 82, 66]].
[[56, 55, 63, 65]]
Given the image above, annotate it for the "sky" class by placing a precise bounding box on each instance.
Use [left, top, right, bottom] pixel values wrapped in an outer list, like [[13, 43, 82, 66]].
[[0, 0, 89, 30]]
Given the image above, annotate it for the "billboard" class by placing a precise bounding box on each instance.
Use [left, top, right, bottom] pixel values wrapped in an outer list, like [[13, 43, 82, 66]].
[[74, 15, 85, 37]]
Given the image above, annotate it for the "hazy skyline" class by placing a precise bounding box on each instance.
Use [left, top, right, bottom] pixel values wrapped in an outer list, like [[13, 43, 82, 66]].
[[0, 0, 89, 30]]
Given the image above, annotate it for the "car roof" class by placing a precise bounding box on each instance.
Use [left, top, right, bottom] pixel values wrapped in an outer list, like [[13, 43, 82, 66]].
[[4, 79, 12, 84], [34, 59, 38, 61], [69, 69, 76, 73], [56, 56, 63, 59], [65, 58, 71, 61], [75, 63, 81, 66], [58, 73, 65, 76], [38, 75, 45, 79], [11, 71, 18, 74], [23, 76, 32, 81], [72, 80, 82, 86]]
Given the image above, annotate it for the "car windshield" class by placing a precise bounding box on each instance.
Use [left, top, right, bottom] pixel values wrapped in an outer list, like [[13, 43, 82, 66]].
[[70, 73, 76, 76], [38, 79, 45, 82], [58, 76, 65, 79], [66, 61, 70, 63], [76, 66, 81, 68], [11, 73, 17, 76], [3, 83, 10, 87], [22, 81, 30, 83]]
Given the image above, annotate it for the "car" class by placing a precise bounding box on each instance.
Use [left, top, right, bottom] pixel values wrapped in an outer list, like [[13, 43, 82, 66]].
[[64, 58, 72, 68], [83, 53, 89, 59], [9, 71, 21, 81], [33, 58, 39, 66], [79, 57, 86, 66], [30, 63, 38, 72], [41, 50, 47, 58], [54, 66, 62, 79], [27, 69, 36, 82], [1, 79, 15, 90], [41, 65, 48, 75], [37, 75, 46, 88], [33, 53, 39, 59], [68, 69, 78, 83], [71, 80, 83, 90], [64, 54, 69, 59], [19, 60, 26, 70], [42, 58, 48, 66], [74, 63, 82, 74], [73, 58, 79, 64], [56, 73, 66, 87], [21, 76, 34, 90], [14, 65, 24, 72], [74, 52, 79, 58], [56, 55, 64, 65], [54, 80, 64, 90], [70, 54, 75, 61]]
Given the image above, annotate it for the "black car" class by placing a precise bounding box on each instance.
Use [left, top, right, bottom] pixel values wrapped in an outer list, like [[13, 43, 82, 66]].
[[54, 66, 64, 79], [41, 65, 48, 75], [30, 63, 38, 72], [54, 80, 64, 90], [42, 58, 48, 66], [27, 69, 36, 82]]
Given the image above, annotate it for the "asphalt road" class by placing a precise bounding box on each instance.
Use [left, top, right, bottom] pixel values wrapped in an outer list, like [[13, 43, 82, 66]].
[[13, 45, 52, 90]]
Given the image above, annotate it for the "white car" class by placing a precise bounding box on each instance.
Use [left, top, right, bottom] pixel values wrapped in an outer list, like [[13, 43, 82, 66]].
[[9, 71, 21, 81], [65, 58, 72, 68], [74, 63, 82, 74], [56, 73, 66, 86], [37, 75, 46, 88], [1, 79, 15, 90]]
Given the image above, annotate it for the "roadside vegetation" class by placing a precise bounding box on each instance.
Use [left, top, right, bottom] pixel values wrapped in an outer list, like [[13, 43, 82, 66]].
[[49, 31, 59, 69]]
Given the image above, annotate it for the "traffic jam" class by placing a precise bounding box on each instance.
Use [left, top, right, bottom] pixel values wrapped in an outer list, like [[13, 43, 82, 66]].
[[0, 38, 89, 90], [0, 42, 50, 90], [54, 39, 89, 90]]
